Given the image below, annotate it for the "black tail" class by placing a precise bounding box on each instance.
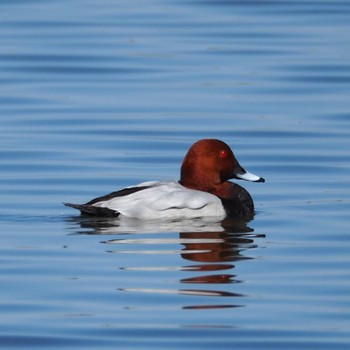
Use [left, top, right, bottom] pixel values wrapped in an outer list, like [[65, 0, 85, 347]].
[[64, 203, 120, 217]]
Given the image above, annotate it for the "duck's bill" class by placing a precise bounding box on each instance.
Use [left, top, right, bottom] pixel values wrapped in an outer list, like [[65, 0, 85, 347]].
[[235, 168, 265, 183]]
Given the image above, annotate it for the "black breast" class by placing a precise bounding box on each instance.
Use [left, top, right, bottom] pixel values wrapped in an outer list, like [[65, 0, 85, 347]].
[[219, 183, 254, 218]]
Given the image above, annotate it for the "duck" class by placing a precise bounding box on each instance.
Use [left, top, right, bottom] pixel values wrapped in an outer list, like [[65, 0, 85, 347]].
[[64, 139, 265, 219]]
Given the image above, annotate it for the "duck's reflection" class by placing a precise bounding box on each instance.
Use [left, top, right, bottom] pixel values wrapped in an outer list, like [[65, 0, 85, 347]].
[[66, 215, 264, 310], [177, 219, 263, 308]]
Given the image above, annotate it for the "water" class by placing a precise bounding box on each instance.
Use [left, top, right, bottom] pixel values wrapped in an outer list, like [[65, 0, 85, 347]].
[[1, 0, 350, 349]]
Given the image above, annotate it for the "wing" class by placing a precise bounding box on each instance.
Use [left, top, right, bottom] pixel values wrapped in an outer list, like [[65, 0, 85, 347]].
[[94, 181, 225, 219], [64, 181, 225, 219], [86, 185, 151, 205], [64, 183, 154, 217]]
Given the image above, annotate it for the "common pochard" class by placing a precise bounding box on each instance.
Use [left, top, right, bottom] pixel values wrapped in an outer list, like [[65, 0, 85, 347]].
[[64, 139, 264, 219]]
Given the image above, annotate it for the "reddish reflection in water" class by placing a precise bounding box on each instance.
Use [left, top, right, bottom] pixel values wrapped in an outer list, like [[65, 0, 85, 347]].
[[71, 215, 265, 309], [177, 218, 264, 308]]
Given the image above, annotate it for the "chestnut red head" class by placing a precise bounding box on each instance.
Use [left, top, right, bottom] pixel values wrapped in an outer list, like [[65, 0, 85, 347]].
[[180, 139, 264, 192]]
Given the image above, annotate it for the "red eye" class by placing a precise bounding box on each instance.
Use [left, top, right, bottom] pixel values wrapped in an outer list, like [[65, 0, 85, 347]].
[[219, 150, 228, 158]]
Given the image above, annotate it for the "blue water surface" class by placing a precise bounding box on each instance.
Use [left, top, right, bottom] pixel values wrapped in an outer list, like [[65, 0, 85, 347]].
[[1, 0, 350, 349]]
